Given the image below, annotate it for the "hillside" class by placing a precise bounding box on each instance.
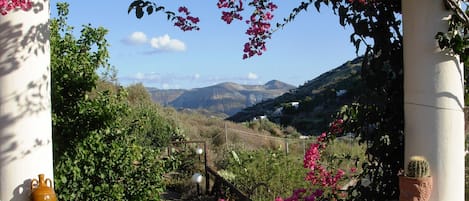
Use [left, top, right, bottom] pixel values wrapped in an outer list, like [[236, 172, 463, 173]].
[[228, 57, 365, 134], [147, 88, 186, 105], [147, 80, 295, 116]]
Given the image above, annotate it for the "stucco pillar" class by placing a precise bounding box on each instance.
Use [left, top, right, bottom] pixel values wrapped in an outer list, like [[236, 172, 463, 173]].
[[403, 1, 465, 201], [0, 1, 53, 201]]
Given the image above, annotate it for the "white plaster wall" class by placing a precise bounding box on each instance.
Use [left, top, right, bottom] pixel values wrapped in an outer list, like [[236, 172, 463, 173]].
[[403, 0, 465, 200], [0, 1, 53, 201]]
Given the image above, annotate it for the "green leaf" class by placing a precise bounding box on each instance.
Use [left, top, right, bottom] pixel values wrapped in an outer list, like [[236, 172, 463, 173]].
[[136, 7, 143, 19], [156, 6, 164, 12], [128, 1, 140, 14], [146, 5, 153, 15], [314, 1, 321, 12], [339, 6, 347, 26]]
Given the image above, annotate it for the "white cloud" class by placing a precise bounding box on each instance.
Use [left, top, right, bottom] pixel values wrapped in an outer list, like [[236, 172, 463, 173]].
[[162, 83, 170, 89], [131, 72, 161, 81], [193, 73, 200, 79], [122, 32, 148, 45], [134, 72, 145, 80], [247, 72, 258, 80], [122, 32, 186, 53], [150, 34, 186, 52]]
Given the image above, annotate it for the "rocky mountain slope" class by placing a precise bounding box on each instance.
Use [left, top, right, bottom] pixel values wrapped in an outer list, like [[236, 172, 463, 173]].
[[147, 80, 295, 116]]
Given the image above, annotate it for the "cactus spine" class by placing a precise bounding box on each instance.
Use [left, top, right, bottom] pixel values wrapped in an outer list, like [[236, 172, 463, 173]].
[[406, 156, 430, 178]]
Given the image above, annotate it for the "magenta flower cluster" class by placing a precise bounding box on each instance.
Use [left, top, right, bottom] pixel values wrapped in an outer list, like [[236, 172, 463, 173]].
[[174, 6, 200, 31], [0, 0, 31, 15], [304, 133, 345, 189], [217, 0, 277, 59], [276, 119, 356, 201], [242, 0, 277, 59], [217, 0, 244, 24]]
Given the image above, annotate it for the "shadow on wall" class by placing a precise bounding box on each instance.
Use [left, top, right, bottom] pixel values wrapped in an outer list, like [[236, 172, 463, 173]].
[[0, 1, 51, 201], [10, 179, 32, 201], [0, 1, 49, 78]]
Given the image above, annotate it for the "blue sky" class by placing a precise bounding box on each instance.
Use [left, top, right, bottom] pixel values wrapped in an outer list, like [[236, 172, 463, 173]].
[[50, 1, 360, 89]]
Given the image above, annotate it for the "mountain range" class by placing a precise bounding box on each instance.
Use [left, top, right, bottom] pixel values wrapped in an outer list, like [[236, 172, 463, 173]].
[[147, 80, 295, 116], [148, 57, 364, 134]]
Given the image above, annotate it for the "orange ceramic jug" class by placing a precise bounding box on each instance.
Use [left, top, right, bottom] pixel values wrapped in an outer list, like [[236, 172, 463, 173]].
[[31, 174, 57, 201]]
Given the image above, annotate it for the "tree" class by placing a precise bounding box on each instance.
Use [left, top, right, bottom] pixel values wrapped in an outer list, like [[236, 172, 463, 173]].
[[126, 83, 153, 105], [51, 3, 180, 200], [51, 1, 115, 160]]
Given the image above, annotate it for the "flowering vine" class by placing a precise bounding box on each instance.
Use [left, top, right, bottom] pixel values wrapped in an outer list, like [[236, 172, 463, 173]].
[[243, 0, 277, 59], [216, 0, 278, 59], [174, 6, 200, 31], [0, 0, 31, 15], [217, 0, 244, 24], [276, 119, 358, 201], [128, 0, 200, 31]]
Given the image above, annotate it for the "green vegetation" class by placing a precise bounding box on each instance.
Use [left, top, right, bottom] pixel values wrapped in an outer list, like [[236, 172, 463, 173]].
[[216, 138, 365, 201], [51, 3, 179, 200], [47, 2, 469, 200], [217, 148, 307, 200], [244, 119, 299, 137]]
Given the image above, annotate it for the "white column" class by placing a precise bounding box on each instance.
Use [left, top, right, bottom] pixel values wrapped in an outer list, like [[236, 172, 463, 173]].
[[403, 1, 464, 201], [0, 1, 52, 201]]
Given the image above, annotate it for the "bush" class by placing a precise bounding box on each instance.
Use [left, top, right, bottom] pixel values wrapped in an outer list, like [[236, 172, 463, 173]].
[[216, 148, 308, 200], [124, 103, 179, 147], [55, 128, 166, 201]]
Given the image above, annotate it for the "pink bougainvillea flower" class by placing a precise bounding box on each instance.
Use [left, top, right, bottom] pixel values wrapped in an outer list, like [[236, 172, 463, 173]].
[[274, 197, 284, 201], [178, 6, 189, 14], [277, 118, 357, 201], [264, 12, 274, 20], [0, 0, 31, 15], [216, 0, 277, 59], [267, 2, 278, 11], [174, 6, 200, 31]]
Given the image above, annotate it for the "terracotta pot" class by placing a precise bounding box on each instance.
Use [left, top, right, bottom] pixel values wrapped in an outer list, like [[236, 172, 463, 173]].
[[399, 176, 432, 201], [31, 174, 57, 201]]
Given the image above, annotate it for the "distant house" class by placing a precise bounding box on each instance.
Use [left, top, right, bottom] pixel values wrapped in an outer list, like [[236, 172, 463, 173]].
[[336, 89, 347, 97], [272, 102, 299, 116], [299, 135, 310, 139], [290, 102, 299, 109], [252, 115, 267, 121]]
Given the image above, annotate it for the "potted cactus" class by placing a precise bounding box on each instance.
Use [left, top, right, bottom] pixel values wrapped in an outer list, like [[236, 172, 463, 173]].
[[399, 156, 433, 201]]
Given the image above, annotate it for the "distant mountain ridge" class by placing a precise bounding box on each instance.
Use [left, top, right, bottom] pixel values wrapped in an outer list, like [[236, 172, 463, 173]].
[[147, 80, 295, 116]]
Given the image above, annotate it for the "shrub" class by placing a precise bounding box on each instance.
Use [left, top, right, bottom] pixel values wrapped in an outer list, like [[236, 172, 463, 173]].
[[217, 148, 308, 200], [55, 128, 165, 201]]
